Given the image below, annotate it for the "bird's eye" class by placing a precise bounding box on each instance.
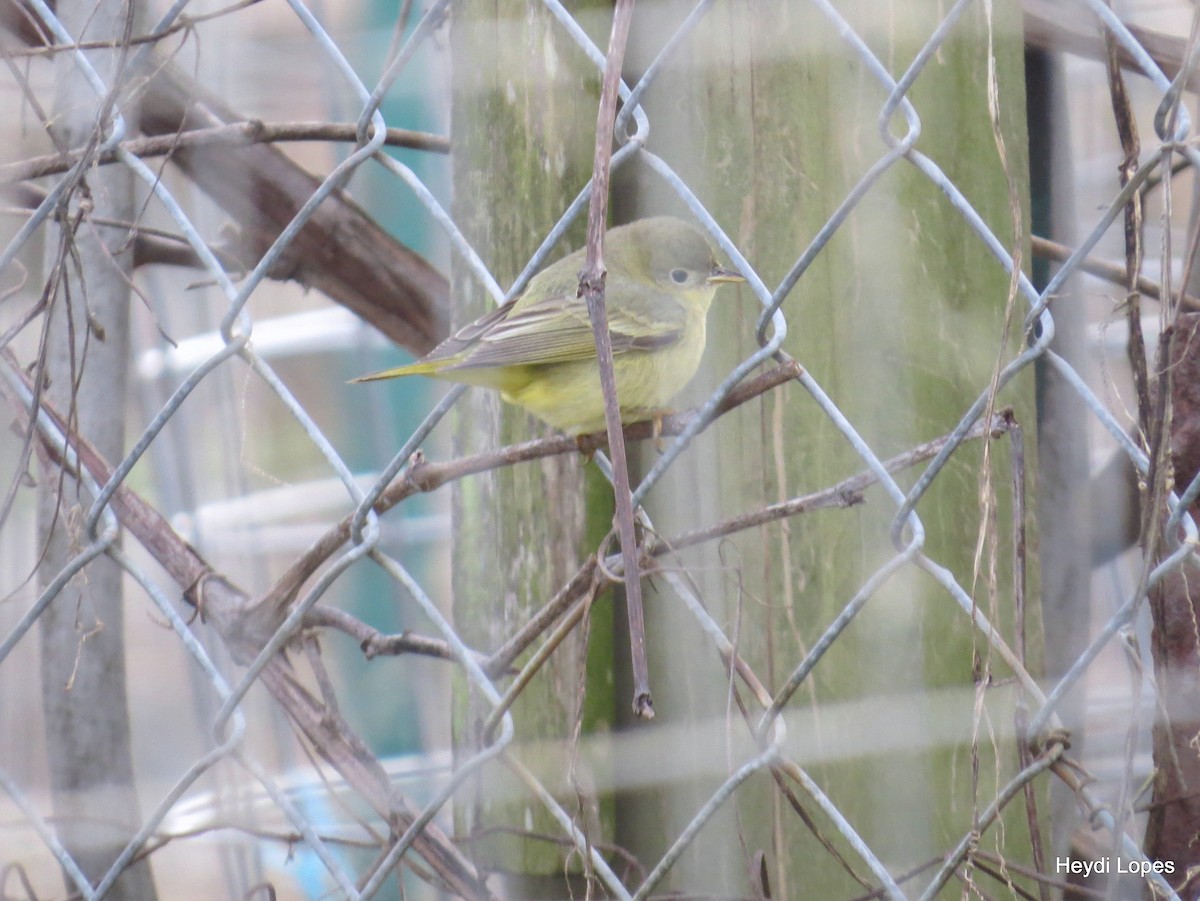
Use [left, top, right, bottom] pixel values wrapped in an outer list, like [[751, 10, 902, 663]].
[[670, 268, 689, 284]]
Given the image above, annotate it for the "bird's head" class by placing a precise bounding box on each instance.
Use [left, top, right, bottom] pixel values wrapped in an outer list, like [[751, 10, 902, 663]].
[[611, 217, 744, 295]]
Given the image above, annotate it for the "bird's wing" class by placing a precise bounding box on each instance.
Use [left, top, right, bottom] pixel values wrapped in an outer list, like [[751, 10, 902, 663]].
[[419, 299, 517, 363], [442, 281, 689, 371]]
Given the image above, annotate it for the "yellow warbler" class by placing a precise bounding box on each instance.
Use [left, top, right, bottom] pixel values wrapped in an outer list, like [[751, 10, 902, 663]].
[[353, 217, 743, 435]]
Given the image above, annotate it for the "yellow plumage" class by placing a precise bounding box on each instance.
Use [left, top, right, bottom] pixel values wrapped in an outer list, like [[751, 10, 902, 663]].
[[353, 217, 743, 435]]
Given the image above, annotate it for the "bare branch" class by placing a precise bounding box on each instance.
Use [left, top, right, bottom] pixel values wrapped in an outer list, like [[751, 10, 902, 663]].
[[303, 605, 475, 665], [577, 0, 645, 717], [1032, 234, 1200, 311], [487, 409, 1018, 677], [0, 4, 451, 355], [0, 121, 448, 183], [262, 361, 801, 618], [0, 356, 493, 900]]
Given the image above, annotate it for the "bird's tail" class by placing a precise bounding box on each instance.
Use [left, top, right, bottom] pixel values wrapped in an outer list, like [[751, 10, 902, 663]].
[[349, 360, 441, 383]]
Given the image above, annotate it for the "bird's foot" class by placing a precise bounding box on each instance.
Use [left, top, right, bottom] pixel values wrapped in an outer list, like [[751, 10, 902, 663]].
[[651, 413, 666, 453]]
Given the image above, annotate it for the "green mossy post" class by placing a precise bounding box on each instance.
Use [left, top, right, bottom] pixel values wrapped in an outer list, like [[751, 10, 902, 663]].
[[623, 2, 1039, 897], [449, 3, 614, 893]]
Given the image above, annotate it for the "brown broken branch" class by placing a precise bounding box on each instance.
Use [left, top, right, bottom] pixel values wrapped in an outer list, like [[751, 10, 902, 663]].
[[0, 2, 449, 356]]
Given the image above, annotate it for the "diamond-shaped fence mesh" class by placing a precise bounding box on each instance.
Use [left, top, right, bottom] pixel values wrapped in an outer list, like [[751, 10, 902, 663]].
[[1, 0, 1197, 898]]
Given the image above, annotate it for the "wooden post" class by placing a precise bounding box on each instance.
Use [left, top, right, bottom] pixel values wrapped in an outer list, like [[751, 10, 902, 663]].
[[449, 3, 614, 892], [36, 1, 157, 897], [621, 1, 1038, 896]]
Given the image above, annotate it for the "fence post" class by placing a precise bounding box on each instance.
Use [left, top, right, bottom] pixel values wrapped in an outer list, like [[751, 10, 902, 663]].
[[624, 1, 1039, 896], [449, 2, 615, 892], [35, 1, 157, 897]]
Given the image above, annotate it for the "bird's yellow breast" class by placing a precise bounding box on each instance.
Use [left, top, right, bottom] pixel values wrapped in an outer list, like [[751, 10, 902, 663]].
[[505, 306, 709, 435]]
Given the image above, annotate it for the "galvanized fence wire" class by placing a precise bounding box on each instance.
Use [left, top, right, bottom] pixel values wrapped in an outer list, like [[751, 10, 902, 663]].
[[0, 0, 1192, 898]]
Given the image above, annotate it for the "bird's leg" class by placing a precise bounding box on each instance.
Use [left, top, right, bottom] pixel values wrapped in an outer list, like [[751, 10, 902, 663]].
[[650, 412, 666, 453], [575, 433, 599, 462]]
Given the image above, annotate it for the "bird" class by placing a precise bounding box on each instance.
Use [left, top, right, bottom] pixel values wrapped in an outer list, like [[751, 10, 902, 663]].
[[352, 216, 744, 435]]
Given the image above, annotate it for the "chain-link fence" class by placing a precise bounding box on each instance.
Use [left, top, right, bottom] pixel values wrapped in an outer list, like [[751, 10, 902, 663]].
[[2, 0, 1198, 898]]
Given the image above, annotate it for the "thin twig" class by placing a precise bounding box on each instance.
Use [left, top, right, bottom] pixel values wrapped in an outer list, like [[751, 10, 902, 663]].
[[1103, 19, 1152, 433], [576, 0, 646, 716], [0, 121, 448, 184], [302, 606, 471, 664], [487, 409, 1017, 678], [1008, 424, 1050, 901], [649, 409, 1016, 557], [261, 361, 798, 632], [1030, 235, 1200, 311], [6, 0, 267, 56]]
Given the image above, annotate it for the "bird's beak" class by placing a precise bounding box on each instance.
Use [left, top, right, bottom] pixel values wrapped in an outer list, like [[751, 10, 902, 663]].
[[707, 265, 745, 285]]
